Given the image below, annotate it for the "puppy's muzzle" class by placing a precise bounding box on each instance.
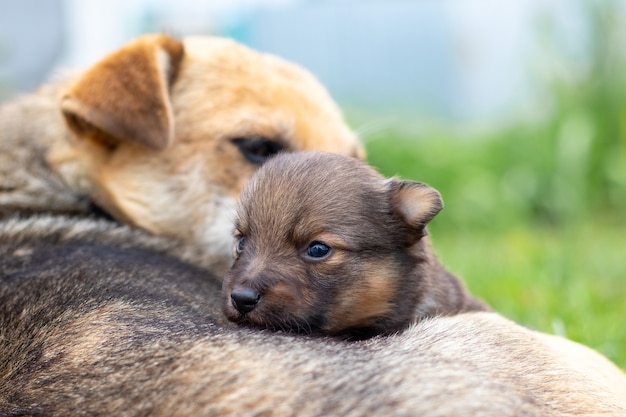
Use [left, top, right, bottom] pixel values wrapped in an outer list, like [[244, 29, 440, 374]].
[[231, 287, 261, 314]]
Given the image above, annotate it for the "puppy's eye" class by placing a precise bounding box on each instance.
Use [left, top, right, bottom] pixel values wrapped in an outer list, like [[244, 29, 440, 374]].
[[231, 137, 284, 164], [306, 242, 331, 259], [235, 236, 246, 256]]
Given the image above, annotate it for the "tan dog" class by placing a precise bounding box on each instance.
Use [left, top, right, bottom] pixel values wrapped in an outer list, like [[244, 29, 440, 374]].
[[0, 34, 363, 274], [223, 151, 488, 338]]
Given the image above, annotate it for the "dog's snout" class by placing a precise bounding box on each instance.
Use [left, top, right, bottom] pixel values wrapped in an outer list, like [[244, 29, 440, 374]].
[[231, 287, 261, 314]]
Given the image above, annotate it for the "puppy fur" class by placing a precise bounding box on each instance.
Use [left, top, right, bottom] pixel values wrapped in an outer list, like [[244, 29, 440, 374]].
[[223, 151, 488, 338], [0, 34, 363, 274], [1, 222, 625, 416]]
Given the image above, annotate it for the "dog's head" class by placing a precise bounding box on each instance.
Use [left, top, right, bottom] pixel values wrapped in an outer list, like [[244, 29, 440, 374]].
[[46, 34, 363, 273], [222, 151, 443, 339]]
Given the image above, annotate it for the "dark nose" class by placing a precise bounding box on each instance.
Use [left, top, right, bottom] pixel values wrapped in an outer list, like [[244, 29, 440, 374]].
[[231, 287, 261, 314]]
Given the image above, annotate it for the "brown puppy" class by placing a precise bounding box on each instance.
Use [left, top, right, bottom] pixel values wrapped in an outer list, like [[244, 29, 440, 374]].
[[222, 151, 487, 338], [0, 34, 363, 274]]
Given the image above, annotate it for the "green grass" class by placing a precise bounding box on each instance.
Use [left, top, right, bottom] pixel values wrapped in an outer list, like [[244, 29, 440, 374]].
[[358, 0, 626, 366], [365, 132, 626, 370], [432, 225, 626, 368]]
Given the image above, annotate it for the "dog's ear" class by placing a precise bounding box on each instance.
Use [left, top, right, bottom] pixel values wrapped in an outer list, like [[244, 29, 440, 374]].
[[60, 34, 184, 151], [389, 179, 443, 237]]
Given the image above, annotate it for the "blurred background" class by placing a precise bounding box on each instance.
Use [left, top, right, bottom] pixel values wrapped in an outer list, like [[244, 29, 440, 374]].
[[1, 0, 625, 367]]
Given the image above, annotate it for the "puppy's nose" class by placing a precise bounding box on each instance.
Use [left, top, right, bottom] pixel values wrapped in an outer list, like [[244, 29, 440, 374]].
[[231, 287, 261, 314]]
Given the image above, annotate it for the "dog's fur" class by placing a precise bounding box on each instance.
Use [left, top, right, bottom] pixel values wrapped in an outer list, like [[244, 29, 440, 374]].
[[0, 33, 363, 274], [223, 152, 488, 338], [1, 221, 626, 416], [1, 34, 625, 416]]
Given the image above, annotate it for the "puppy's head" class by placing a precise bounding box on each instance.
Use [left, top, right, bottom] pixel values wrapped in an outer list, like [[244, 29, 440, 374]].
[[222, 151, 443, 339], [48, 34, 363, 274]]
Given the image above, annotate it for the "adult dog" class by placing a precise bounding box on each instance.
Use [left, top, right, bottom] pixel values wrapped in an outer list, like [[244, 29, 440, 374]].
[[0, 33, 363, 274]]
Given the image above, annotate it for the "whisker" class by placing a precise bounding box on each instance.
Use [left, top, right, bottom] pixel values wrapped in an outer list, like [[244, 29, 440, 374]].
[[302, 318, 313, 335], [353, 116, 397, 143], [293, 318, 306, 334]]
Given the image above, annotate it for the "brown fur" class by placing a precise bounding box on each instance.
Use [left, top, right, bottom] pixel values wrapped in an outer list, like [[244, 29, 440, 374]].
[[0, 34, 363, 274], [222, 152, 488, 339], [1, 222, 625, 416], [2, 34, 625, 416]]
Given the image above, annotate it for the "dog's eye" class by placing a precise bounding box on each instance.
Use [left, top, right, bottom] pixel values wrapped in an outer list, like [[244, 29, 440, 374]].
[[235, 236, 246, 256], [231, 137, 284, 164], [306, 242, 331, 259]]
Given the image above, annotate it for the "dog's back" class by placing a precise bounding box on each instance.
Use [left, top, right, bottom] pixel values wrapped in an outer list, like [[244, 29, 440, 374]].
[[0, 216, 225, 415], [2, 217, 625, 416]]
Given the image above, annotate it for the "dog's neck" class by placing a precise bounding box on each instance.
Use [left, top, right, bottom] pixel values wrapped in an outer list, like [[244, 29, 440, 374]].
[[410, 241, 488, 320], [338, 240, 489, 340], [0, 83, 96, 219]]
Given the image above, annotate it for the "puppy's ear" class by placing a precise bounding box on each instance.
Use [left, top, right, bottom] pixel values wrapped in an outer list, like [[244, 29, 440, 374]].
[[389, 179, 443, 237], [61, 34, 184, 151]]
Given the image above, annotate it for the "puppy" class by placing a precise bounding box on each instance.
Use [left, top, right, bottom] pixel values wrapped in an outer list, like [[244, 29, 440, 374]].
[[222, 151, 488, 338], [0, 34, 363, 274]]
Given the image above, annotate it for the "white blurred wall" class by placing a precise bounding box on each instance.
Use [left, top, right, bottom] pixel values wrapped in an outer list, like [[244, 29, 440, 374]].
[[0, 0, 597, 126]]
